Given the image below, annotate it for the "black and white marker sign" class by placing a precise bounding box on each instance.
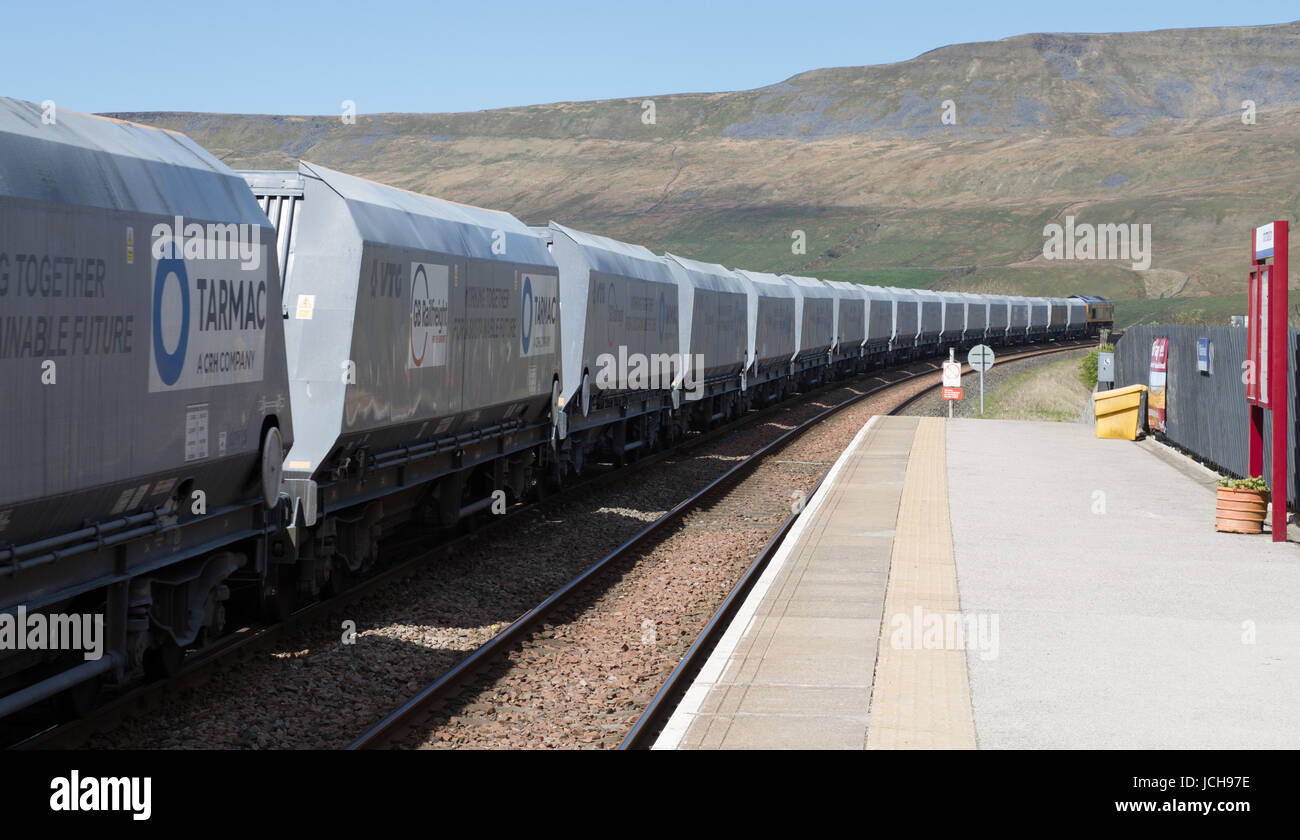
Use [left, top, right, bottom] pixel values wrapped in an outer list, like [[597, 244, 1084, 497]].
[[967, 344, 995, 373], [967, 344, 995, 414]]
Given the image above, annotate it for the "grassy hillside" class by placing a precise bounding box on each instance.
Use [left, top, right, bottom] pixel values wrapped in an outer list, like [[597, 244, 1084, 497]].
[[110, 21, 1300, 325]]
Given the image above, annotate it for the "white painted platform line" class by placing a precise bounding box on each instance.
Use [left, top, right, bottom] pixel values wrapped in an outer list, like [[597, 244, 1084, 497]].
[[652, 414, 883, 750]]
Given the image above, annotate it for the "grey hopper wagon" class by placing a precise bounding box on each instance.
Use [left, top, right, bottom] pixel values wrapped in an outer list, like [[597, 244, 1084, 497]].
[[960, 293, 990, 346], [823, 280, 867, 367], [541, 222, 680, 410], [0, 100, 293, 718], [1061, 297, 1087, 337], [1007, 296, 1031, 342], [782, 274, 837, 386], [984, 295, 1010, 343], [539, 222, 681, 466], [664, 253, 748, 424], [860, 285, 896, 361], [888, 288, 922, 357], [665, 253, 746, 384], [782, 275, 836, 358], [243, 162, 561, 542], [735, 269, 797, 392], [1027, 297, 1052, 340], [912, 289, 944, 354], [937, 291, 967, 349], [1048, 297, 1069, 335]]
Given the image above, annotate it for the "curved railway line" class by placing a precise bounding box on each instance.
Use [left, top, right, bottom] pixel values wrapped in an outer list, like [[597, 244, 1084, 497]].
[[10, 339, 1089, 751], [4, 352, 941, 749], [9, 339, 1091, 751], [4, 368, 846, 749]]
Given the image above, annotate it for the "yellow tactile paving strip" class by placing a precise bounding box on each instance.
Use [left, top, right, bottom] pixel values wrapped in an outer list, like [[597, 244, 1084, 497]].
[[865, 417, 978, 749]]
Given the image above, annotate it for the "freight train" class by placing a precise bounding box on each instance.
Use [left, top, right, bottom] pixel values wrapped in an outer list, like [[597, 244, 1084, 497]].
[[0, 98, 1113, 719]]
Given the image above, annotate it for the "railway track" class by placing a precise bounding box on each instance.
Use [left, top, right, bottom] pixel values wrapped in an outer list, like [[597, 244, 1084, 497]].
[[349, 338, 1092, 749], [11, 339, 1090, 750]]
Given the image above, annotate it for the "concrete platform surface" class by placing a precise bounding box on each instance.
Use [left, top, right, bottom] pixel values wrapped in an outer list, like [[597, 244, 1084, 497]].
[[655, 415, 1300, 750], [948, 418, 1300, 749]]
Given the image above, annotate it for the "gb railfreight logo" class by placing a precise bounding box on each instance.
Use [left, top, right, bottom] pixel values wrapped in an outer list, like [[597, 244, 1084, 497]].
[[408, 262, 449, 369], [148, 217, 268, 391], [520, 273, 558, 357]]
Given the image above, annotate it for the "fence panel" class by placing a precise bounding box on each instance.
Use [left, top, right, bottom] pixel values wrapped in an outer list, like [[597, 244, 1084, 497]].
[[1114, 325, 1297, 508]]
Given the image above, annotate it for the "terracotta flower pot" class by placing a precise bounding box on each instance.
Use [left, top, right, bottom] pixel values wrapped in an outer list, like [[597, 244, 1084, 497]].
[[1215, 487, 1269, 534]]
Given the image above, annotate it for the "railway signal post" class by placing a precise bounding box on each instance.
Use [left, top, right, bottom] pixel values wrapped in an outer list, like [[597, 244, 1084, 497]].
[[1246, 220, 1289, 543]]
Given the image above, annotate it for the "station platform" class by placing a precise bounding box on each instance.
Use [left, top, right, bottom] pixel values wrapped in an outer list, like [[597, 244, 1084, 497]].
[[654, 415, 1300, 749]]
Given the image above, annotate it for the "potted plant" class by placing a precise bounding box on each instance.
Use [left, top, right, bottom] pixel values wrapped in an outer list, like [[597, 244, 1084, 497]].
[[1215, 475, 1270, 534]]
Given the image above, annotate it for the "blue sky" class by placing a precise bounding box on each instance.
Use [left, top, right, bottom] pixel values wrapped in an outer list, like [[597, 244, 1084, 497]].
[[3, 1, 1292, 115]]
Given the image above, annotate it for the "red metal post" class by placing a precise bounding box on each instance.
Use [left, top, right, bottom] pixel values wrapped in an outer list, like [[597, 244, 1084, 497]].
[[1269, 221, 1289, 542]]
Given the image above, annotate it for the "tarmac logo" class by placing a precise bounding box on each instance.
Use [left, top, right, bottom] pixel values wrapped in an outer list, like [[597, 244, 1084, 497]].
[[149, 221, 268, 392], [888, 607, 999, 661]]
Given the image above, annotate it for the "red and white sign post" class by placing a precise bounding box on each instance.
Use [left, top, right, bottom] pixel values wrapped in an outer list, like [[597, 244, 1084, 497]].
[[1247, 221, 1289, 542], [942, 349, 962, 417]]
